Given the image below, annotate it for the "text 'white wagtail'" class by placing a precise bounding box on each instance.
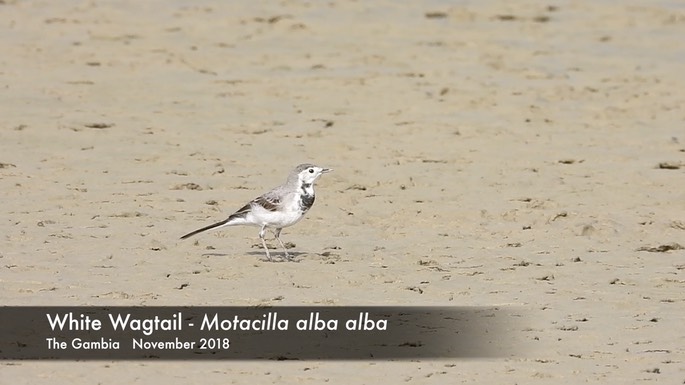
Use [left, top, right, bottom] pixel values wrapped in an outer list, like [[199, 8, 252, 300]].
[[180, 164, 332, 261]]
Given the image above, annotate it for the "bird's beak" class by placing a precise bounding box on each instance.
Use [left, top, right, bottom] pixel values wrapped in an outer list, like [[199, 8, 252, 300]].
[[322, 168, 333, 173]]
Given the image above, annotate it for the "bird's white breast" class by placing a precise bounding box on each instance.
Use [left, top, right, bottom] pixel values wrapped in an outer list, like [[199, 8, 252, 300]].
[[248, 192, 309, 228]]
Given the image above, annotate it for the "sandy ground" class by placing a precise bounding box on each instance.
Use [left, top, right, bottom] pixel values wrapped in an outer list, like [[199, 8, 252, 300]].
[[2, 0, 685, 383]]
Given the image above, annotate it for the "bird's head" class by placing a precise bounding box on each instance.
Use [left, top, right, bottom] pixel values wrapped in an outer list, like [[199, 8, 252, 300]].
[[293, 163, 332, 185]]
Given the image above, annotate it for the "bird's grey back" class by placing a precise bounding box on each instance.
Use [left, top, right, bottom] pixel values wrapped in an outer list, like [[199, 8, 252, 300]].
[[286, 163, 316, 184]]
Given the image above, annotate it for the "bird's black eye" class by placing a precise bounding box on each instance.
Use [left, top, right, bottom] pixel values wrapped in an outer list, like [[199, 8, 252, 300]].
[[308, 168, 314, 173]]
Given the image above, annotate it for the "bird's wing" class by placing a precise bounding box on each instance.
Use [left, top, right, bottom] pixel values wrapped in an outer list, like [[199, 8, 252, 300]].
[[252, 193, 282, 212], [226, 190, 283, 221], [228, 202, 253, 221]]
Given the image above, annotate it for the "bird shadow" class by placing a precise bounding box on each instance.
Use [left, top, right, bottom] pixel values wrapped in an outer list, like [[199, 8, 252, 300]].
[[200, 251, 306, 262], [246, 250, 307, 263]]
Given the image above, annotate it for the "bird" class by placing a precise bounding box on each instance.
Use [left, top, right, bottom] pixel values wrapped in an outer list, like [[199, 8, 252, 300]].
[[180, 163, 332, 261]]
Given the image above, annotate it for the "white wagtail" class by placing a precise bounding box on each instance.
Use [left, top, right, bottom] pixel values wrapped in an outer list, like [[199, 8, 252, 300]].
[[180, 164, 332, 261]]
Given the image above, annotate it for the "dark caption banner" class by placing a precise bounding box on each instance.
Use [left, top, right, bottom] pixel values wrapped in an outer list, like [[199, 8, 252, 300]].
[[0, 306, 526, 360]]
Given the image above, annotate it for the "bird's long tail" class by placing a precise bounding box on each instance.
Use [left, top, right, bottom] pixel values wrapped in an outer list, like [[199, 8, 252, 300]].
[[180, 218, 232, 240]]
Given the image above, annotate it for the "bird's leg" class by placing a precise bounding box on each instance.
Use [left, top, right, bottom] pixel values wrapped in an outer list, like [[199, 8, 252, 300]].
[[259, 225, 271, 261], [273, 228, 290, 260]]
